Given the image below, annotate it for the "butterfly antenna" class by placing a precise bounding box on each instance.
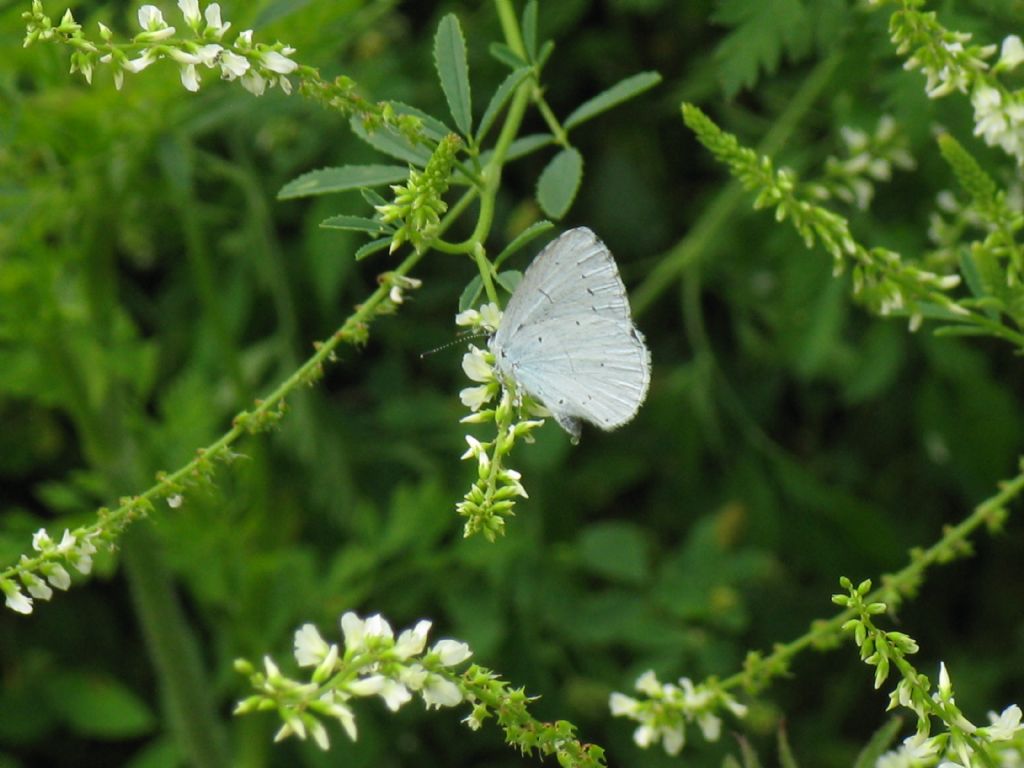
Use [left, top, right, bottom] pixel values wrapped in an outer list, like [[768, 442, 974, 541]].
[[420, 331, 489, 359]]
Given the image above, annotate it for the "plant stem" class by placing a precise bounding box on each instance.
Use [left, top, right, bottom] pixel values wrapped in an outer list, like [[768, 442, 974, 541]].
[[632, 52, 843, 317], [720, 462, 1024, 694]]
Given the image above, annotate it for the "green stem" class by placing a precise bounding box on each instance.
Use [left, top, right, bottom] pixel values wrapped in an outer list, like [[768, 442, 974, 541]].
[[721, 462, 1024, 694], [632, 52, 843, 317], [123, 524, 230, 767], [0, 249, 423, 586]]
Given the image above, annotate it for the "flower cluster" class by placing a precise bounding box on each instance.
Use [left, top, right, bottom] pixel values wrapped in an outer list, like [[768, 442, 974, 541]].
[[376, 134, 462, 253], [682, 104, 965, 334], [453, 304, 545, 540], [234, 612, 473, 751], [834, 578, 1024, 768], [1, 528, 98, 614], [884, 3, 1024, 166], [608, 670, 747, 757], [23, 0, 298, 96], [806, 116, 915, 210]]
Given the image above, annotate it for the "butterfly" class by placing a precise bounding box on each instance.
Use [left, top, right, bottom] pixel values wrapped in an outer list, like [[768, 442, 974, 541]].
[[490, 227, 651, 441]]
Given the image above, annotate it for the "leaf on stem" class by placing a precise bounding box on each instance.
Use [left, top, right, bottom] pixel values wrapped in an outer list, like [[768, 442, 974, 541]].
[[278, 165, 410, 200], [493, 220, 555, 269], [564, 71, 662, 131], [434, 14, 473, 136], [320, 215, 390, 235], [477, 67, 532, 144], [536, 148, 583, 220]]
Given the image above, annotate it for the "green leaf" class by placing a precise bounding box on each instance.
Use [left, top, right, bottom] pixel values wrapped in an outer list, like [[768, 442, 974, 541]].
[[489, 41, 527, 69], [47, 671, 155, 739], [320, 215, 389, 234], [778, 724, 799, 768], [713, 0, 809, 97], [564, 71, 662, 131], [355, 237, 392, 261], [579, 522, 650, 584], [521, 1, 538, 61], [277, 165, 409, 200], [351, 117, 432, 166], [853, 718, 903, 768], [459, 275, 483, 312], [434, 14, 473, 136], [477, 67, 532, 144], [494, 220, 555, 268], [536, 148, 583, 220], [388, 102, 452, 142], [478, 133, 554, 167], [496, 269, 522, 294], [360, 187, 389, 209]]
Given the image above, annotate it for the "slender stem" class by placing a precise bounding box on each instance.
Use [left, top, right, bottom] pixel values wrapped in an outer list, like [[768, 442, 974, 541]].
[[533, 91, 569, 147], [632, 52, 843, 317], [720, 463, 1024, 693]]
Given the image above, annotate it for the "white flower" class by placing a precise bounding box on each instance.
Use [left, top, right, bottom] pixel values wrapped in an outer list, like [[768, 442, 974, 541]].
[[240, 70, 267, 96], [349, 676, 412, 711], [399, 663, 428, 690], [635, 670, 661, 697], [321, 692, 357, 741], [309, 719, 330, 750], [661, 723, 685, 756], [938, 661, 952, 698], [57, 530, 76, 554], [167, 493, 183, 508], [459, 386, 493, 411], [421, 674, 462, 709], [455, 308, 480, 326], [460, 435, 484, 460], [41, 563, 71, 590], [180, 64, 200, 92], [294, 624, 332, 667], [633, 723, 656, 748], [204, 3, 230, 39], [609, 692, 640, 716], [394, 620, 432, 659], [462, 347, 493, 383], [177, 0, 201, 30], [137, 5, 176, 40], [1000, 35, 1024, 70], [987, 704, 1023, 741], [195, 44, 223, 66], [24, 574, 52, 601], [124, 49, 159, 74], [340, 611, 393, 653], [219, 50, 250, 79], [261, 49, 298, 74], [697, 712, 721, 741], [479, 303, 502, 330], [432, 639, 472, 666], [32, 529, 52, 552], [2, 581, 32, 614]]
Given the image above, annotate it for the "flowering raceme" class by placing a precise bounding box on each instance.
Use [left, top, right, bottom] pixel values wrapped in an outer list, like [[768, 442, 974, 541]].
[[23, 0, 299, 96]]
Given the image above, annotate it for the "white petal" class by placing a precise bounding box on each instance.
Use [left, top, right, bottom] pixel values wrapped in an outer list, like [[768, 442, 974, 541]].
[[432, 639, 471, 666]]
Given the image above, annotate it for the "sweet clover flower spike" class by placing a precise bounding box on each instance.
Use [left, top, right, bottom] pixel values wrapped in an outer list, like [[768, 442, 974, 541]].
[[454, 304, 544, 540], [23, 0, 296, 96], [376, 135, 462, 253], [609, 670, 747, 757], [835, 577, 1024, 768], [235, 612, 474, 752]]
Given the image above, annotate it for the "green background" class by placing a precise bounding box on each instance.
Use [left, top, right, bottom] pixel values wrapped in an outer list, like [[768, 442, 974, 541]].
[[2, 0, 1023, 765]]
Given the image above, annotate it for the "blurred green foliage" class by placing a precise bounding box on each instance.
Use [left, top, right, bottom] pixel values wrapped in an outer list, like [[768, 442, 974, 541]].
[[2, 1, 1024, 766]]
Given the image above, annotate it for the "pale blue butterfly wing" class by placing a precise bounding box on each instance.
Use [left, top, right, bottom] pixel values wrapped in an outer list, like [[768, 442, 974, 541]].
[[491, 227, 651, 439]]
